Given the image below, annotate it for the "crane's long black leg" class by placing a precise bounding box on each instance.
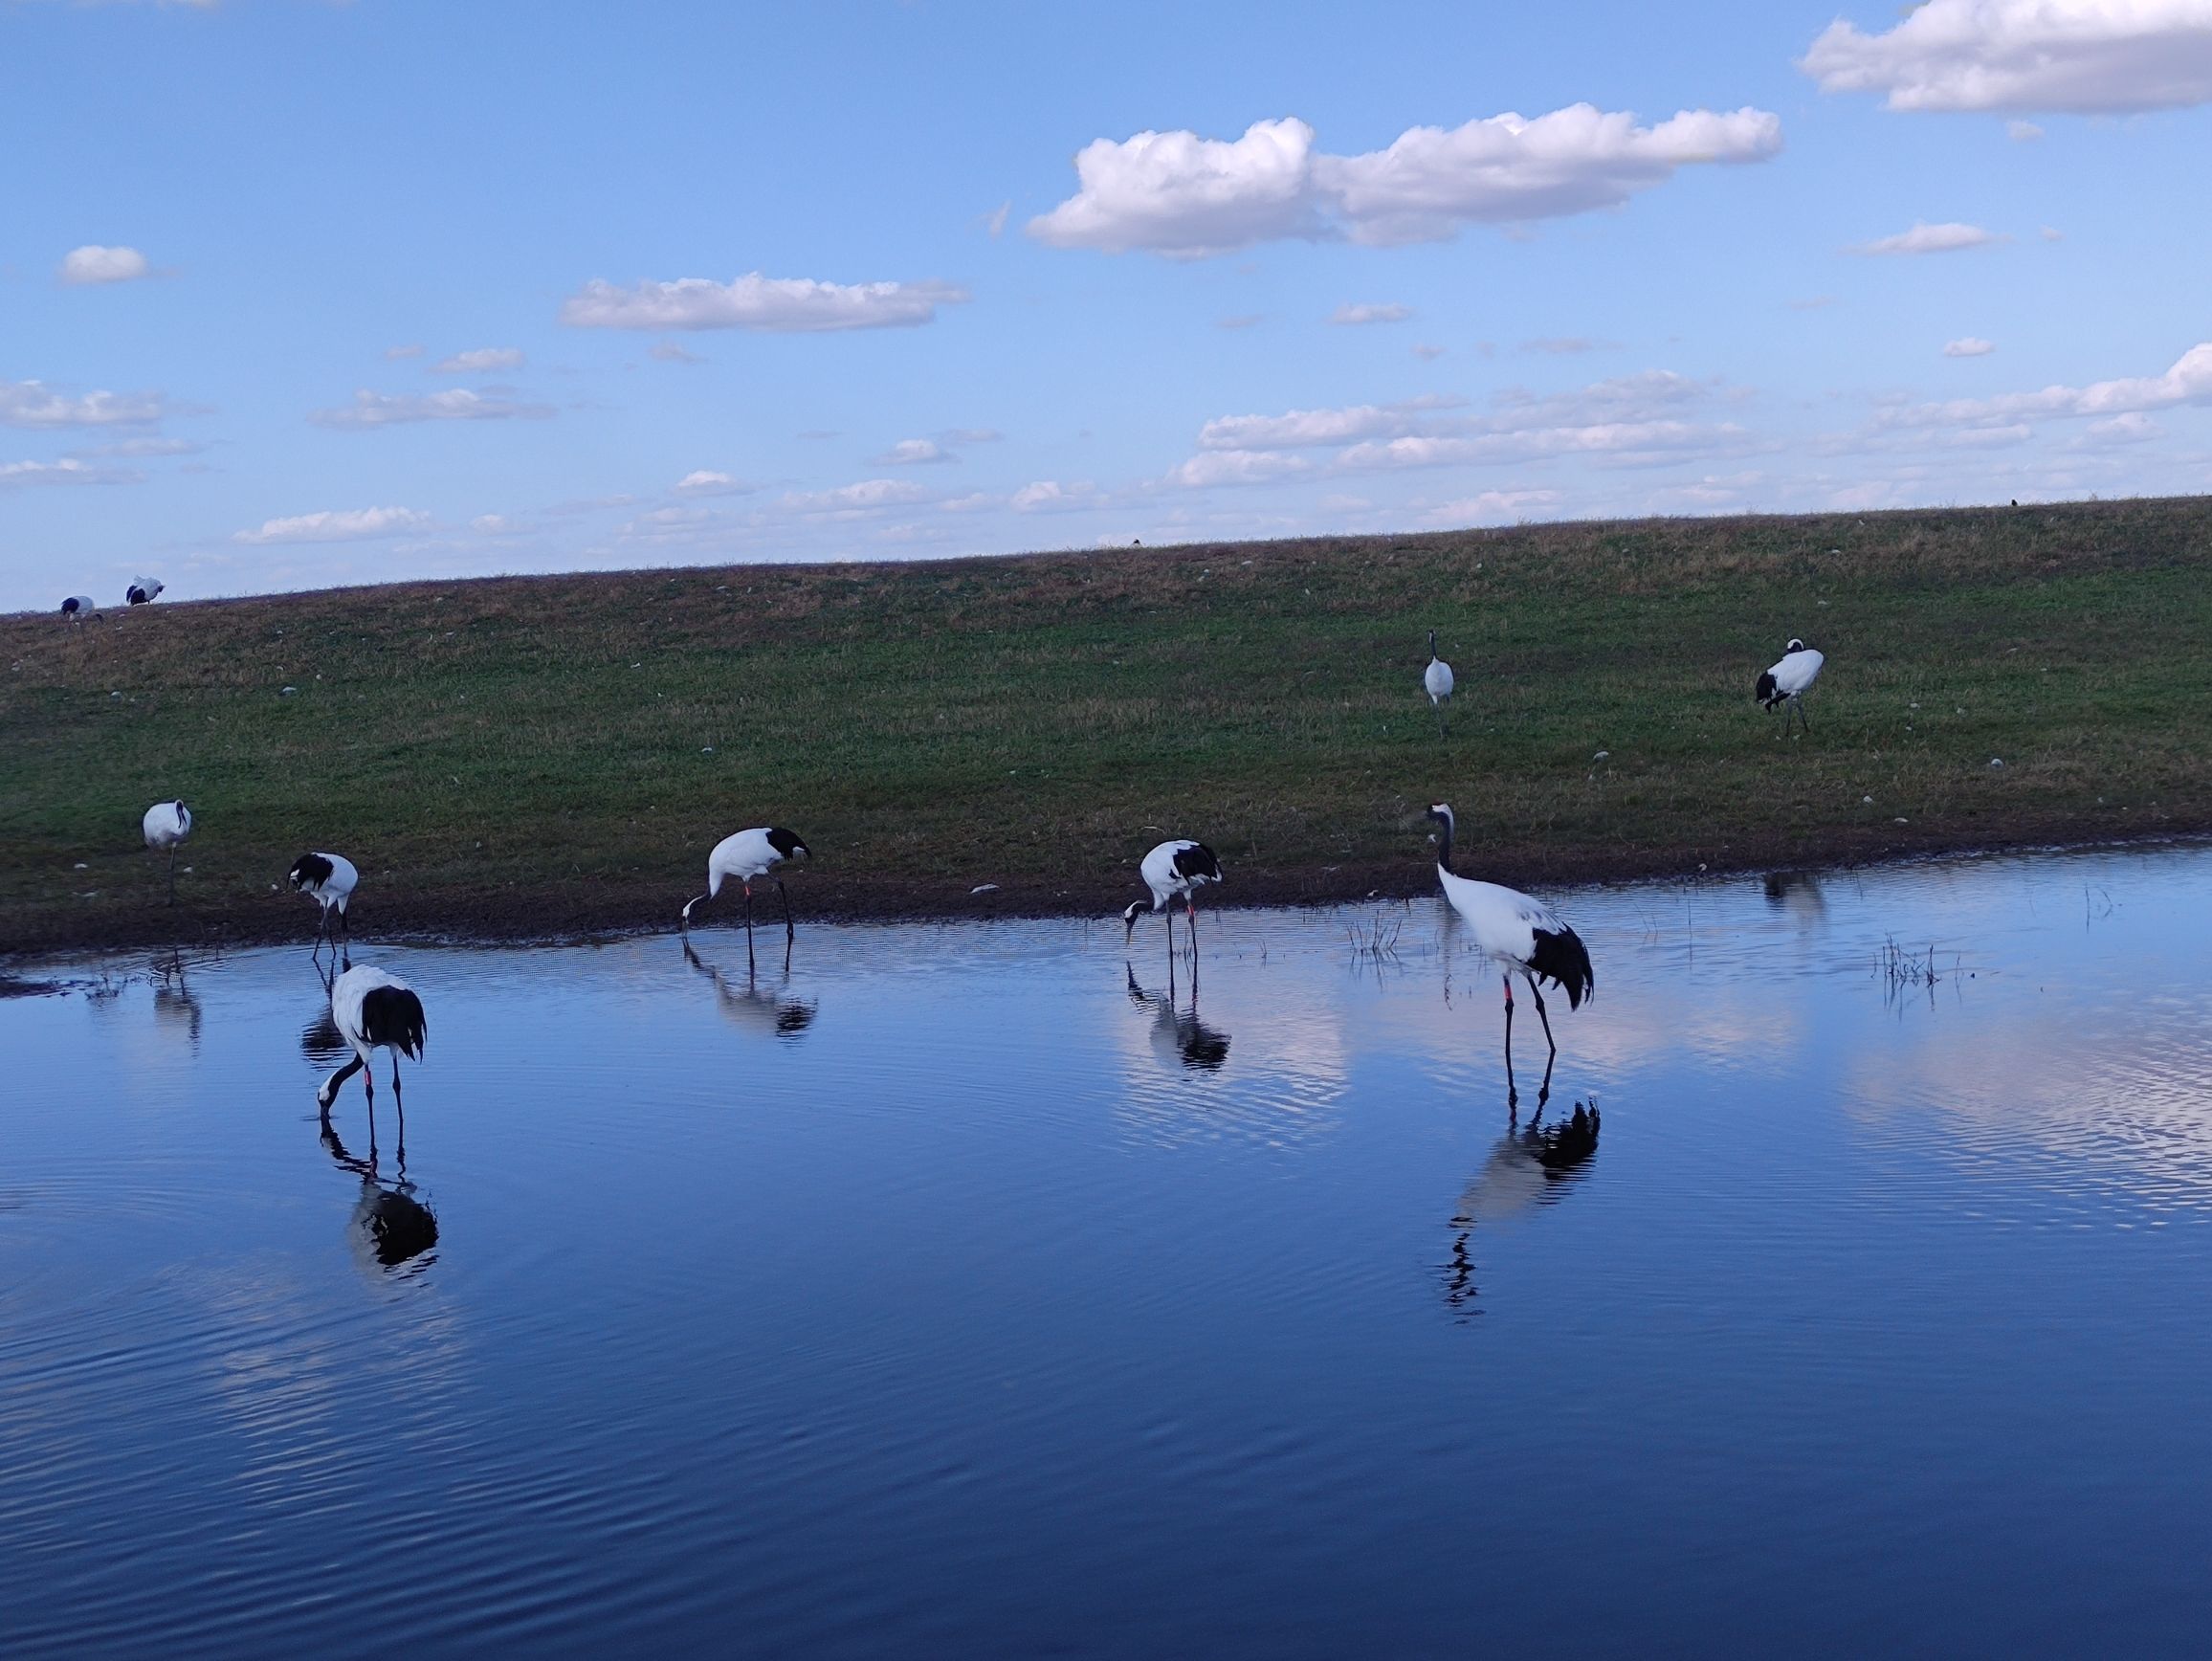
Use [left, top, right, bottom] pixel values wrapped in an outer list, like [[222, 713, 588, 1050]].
[[1502, 974, 1518, 1108], [743, 886, 756, 970], [1525, 973, 1559, 1059], [167, 845, 178, 905], [1798, 698, 1811, 737], [1524, 973, 1559, 1106], [777, 877, 794, 943]]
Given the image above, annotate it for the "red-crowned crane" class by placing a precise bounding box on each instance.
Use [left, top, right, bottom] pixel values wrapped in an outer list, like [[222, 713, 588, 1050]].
[[1424, 630, 1455, 736], [288, 852, 360, 951], [1123, 839, 1222, 954], [316, 963, 427, 1111], [1426, 803, 1593, 1108], [125, 577, 164, 606], [61, 595, 98, 625], [142, 800, 191, 904], [680, 827, 811, 961], [1756, 637, 1825, 736]]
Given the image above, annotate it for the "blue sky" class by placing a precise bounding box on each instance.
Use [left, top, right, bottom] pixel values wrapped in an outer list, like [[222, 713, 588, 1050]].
[[5, 0, 2211, 609]]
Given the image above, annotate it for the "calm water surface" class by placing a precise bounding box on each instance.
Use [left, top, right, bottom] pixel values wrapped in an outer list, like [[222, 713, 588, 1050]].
[[7, 847, 2212, 1656]]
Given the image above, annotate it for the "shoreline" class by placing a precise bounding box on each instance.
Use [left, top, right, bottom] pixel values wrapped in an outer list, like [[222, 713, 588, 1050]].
[[8, 820, 2203, 962]]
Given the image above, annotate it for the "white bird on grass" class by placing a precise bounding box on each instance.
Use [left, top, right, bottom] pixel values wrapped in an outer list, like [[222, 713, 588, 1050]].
[[60, 595, 98, 625], [1756, 637, 1825, 736], [1122, 839, 1223, 953], [1424, 630, 1455, 735], [680, 826, 811, 959], [316, 963, 428, 1111], [1426, 803, 1594, 1108], [288, 852, 360, 950], [125, 577, 164, 606], [142, 799, 192, 904]]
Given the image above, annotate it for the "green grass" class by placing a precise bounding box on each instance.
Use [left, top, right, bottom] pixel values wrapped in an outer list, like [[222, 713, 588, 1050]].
[[5, 496, 2210, 951]]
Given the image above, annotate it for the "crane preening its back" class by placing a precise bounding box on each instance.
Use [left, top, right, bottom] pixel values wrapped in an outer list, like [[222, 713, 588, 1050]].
[[1424, 631, 1455, 735], [681, 826, 811, 962], [1426, 803, 1593, 1108], [288, 852, 360, 950], [125, 577, 164, 607], [316, 963, 427, 1111], [1123, 839, 1223, 954], [142, 800, 192, 903], [1756, 638, 1825, 736]]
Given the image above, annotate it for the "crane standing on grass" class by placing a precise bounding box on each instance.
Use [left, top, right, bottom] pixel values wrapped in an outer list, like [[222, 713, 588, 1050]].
[[142, 800, 192, 904], [1424, 631, 1455, 736], [1756, 638, 1826, 736], [289, 852, 361, 951]]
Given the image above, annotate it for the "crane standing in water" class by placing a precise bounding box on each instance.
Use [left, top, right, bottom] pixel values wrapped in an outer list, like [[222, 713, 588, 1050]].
[[1426, 803, 1594, 1107]]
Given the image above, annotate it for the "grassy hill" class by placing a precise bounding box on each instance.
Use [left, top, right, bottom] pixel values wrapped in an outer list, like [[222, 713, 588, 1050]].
[[5, 496, 2210, 952]]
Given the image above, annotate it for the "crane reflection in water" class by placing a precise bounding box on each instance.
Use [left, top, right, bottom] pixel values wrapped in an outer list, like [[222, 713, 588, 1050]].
[[1124, 961, 1230, 1072], [1442, 1099, 1601, 1315], [682, 941, 818, 1040]]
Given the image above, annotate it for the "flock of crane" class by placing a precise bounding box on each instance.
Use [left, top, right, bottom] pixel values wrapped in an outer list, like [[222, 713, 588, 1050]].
[[117, 605, 1825, 1117], [59, 578, 165, 622]]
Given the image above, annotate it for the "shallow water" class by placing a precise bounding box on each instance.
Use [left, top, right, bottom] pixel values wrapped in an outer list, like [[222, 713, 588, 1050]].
[[6, 846, 2212, 1656]]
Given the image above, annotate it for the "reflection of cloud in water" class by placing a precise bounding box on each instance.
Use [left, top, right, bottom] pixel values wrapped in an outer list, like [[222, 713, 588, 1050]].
[[1844, 986, 2212, 1219]]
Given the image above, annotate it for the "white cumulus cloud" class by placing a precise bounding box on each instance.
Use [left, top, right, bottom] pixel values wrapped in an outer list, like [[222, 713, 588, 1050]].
[[0, 457, 139, 490], [1801, 0, 2212, 114], [431, 346, 525, 373], [1029, 104, 1783, 256], [561, 273, 969, 332], [1191, 371, 1746, 476], [1010, 479, 1104, 512], [1944, 337, 1997, 357], [872, 437, 956, 465], [1850, 220, 2002, 255], [1167, 451, 1314, 488], [58, 245, 151, 285], [308, 388, 556, 428], [673, 470, 750, 496], [1878, 342, 2212, 431], [1331, 302, 1413, 325], [234, 506, 431, 545], [778, 478, 931, 515], [0, 379, 166, 428]]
